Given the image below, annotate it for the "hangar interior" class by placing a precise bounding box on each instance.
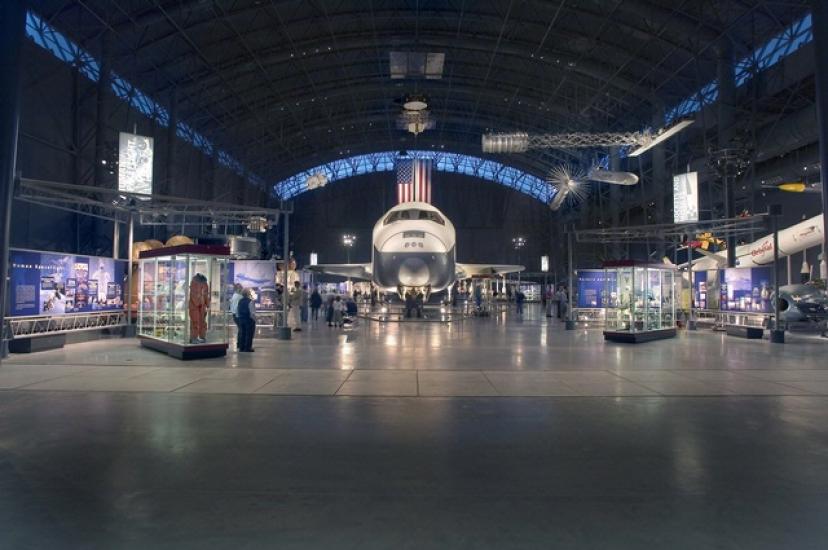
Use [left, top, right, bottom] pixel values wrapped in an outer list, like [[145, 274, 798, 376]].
[[1, 1, 828, 548]]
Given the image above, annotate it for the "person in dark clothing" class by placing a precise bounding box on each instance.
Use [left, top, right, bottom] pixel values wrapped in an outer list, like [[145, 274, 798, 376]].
[[310, 287, 322, 321], [515, 289, 525, 316], [237, 288, 256, 352], [404, 291, 415, 318], [326, 294, 336, 326], [415, 291, 424, 318]]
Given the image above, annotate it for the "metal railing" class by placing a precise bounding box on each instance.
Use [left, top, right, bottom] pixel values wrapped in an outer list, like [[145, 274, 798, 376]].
[[7, 311, 126, 338]]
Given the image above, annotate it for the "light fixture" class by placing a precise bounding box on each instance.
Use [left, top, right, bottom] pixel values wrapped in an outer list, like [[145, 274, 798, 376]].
[[512, 236, 527, 250], [342, 234, 356, 247], [628, 118, 695, 157]]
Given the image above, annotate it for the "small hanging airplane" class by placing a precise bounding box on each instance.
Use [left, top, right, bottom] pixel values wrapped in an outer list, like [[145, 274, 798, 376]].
[[308, 201, 524, 297]]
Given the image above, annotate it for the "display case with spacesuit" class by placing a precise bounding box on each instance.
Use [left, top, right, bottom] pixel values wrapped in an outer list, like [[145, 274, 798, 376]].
[[137, 245, 230, 359]]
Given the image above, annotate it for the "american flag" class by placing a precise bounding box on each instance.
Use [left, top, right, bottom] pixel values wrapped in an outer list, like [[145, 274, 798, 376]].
[[396, 158, 432, 204]]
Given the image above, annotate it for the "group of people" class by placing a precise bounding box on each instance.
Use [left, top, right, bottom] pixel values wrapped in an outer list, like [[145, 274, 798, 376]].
[[403, 290, 426, 318], [544, 285, 569, 319]]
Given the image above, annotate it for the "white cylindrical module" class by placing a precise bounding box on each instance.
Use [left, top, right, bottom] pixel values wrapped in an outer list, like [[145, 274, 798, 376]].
[[481, 132, 530, 153], [737, 214, 824, 267]]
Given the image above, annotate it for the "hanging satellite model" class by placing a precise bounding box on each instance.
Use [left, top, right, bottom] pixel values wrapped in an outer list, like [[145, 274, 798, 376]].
[[397, 94, 435, 135], [547, 164, 589, 211], [547, 164, 639, 211]]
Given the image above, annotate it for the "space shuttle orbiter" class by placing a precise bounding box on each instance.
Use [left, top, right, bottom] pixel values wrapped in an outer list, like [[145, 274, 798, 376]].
[[309, 201, 524, 295]]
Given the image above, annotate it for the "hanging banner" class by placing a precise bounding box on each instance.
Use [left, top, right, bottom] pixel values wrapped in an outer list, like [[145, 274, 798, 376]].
[[118, 132, 154, 195], [673, 172, 698, 223]]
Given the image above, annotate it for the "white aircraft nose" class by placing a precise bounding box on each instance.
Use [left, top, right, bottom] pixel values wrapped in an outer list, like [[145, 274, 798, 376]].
[[398, 257, 430, 286]]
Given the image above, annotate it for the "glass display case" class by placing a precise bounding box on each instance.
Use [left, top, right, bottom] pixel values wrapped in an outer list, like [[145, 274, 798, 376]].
[[603, 261, 677, 343], [137, 245, 231, 359]]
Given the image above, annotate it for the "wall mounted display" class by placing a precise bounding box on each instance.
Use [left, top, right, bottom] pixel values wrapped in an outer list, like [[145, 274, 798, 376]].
[[8, 250, 126, 317], [228, 260, 278, 311], [719, 267, 772, 313], [576, 270, 617, 308]]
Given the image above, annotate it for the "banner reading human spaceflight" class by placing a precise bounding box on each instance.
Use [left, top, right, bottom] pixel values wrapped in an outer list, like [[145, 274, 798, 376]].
[[8, 250, 127, 317]]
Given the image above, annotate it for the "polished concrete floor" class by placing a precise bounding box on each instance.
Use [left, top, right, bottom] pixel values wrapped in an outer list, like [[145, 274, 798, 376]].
[[2, 305, 828, 548]]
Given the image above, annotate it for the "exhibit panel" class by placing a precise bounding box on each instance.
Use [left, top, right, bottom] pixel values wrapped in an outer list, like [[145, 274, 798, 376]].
[[603, 262, 677, 343], [5, 249, 128, 350], [137, 245, 230, 359]]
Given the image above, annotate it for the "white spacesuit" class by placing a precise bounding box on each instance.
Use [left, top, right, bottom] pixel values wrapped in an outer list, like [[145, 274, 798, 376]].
[[95, 263, 111, 303]]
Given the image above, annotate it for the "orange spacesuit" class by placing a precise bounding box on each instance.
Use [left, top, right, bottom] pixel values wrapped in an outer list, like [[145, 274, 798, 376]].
[[188, 274, 210, 342]]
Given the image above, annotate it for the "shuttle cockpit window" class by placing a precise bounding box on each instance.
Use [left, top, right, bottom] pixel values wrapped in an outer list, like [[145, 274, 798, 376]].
[[384, 209, 443, 225], [384, 210, 413, 224], [418, 210, 445, 225]]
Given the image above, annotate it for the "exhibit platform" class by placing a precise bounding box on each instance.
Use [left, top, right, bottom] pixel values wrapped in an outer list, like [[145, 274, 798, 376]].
[[138, 335, 228, 360], [603, 327, 677, 343], [360, 305, 470, 323]]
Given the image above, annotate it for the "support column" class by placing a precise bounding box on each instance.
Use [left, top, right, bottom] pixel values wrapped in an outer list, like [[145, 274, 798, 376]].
[[165, 88, 177, 196], [0, 1, 26, 361], [93, 31, 111, 188], [651, 105, 666, 259], [812, 0, 828, 279], [609, 147, 622, 259], [717, 41, 737, 267]]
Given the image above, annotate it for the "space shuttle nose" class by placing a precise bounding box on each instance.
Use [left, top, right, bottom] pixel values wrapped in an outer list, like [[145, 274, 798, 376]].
[[398, 257, 430, 286]]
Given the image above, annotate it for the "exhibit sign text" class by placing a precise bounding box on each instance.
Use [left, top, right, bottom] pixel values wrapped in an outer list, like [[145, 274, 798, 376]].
[[576, 270, 617, 308], [673, 171, 699, 223], [118, 132, 154, 195], [8, 250, 127, 317]]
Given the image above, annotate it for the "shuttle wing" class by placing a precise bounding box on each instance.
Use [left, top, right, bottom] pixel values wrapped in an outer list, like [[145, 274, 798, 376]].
[[307, 264, 373, 281], [456, 263, 524, 278]]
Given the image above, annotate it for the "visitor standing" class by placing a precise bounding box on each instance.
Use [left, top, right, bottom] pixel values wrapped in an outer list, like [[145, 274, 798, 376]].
[[310, 286, 322, 321], [516, 288, 525, 316], [237, 288, 256, 352], [300, 283, 309, 323], [289, 281, 303, 332], [229, 283, 244, 350], [333, 296, 345, 327]]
